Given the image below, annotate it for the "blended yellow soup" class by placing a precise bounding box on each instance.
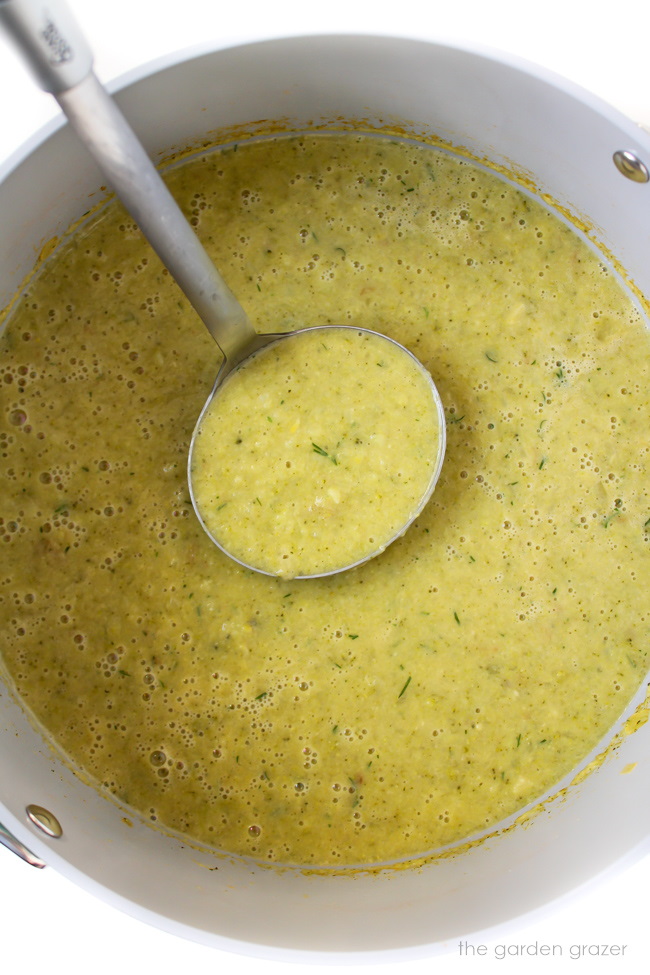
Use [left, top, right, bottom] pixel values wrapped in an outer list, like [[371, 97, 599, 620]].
[[190, 326, 443, 578], [1, 133, 649, 867]]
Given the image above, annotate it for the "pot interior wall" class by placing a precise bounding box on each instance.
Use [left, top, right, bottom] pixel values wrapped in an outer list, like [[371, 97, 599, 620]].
[[1, 35, 649, 958]]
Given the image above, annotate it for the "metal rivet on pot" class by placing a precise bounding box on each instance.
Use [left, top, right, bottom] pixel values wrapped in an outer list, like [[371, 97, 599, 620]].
[[26, 804, 63, 839], [613, 150, 649, 183]]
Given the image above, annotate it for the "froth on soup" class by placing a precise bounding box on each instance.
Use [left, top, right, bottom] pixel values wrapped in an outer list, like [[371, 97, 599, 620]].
[[1, 132, 649, 867]]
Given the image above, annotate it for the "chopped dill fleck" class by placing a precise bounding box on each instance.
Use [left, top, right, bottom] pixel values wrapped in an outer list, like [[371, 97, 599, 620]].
[[312, 442, 337, 464], [398, 675, 412, 698], [454, 611, 461, 624]]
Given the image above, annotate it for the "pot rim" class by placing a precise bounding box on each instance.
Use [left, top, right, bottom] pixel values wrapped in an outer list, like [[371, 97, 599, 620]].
[[1, 30, 649, 961], [2, 29, 649, 187]]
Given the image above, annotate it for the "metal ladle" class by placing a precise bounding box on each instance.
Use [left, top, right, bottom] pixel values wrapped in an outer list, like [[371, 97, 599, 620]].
[[1, 0, 446, 578]]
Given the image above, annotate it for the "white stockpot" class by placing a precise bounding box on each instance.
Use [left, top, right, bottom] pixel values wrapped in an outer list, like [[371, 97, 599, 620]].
[[1, 33, 649, 962]]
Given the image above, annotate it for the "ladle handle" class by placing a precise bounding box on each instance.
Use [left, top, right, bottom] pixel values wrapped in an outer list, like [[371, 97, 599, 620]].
[[0, 0, 257, 363]]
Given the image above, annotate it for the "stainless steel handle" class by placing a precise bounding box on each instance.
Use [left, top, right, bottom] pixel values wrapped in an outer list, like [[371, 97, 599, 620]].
[[0, 0, 92, 93], [0, 820, 46, 868], [0, 0, 257, 364], [56, 71, 256, 362]]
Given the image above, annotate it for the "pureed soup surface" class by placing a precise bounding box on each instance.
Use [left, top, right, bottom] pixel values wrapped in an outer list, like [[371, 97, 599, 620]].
[[190, 326, 443, 578], [1, 133, 649, 866]]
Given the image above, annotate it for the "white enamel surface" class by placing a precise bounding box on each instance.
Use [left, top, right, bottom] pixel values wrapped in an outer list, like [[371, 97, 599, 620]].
[[1, 3, 650, 974]]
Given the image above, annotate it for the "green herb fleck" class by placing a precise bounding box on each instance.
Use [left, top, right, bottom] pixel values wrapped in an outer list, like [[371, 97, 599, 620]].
[[398, 675, 412, 698], [312, 442, 338, 465]]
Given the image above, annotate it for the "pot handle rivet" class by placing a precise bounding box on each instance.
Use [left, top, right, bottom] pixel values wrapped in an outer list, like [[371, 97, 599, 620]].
[[613, 150, 649, 183], [26, 805, 63, 839]]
